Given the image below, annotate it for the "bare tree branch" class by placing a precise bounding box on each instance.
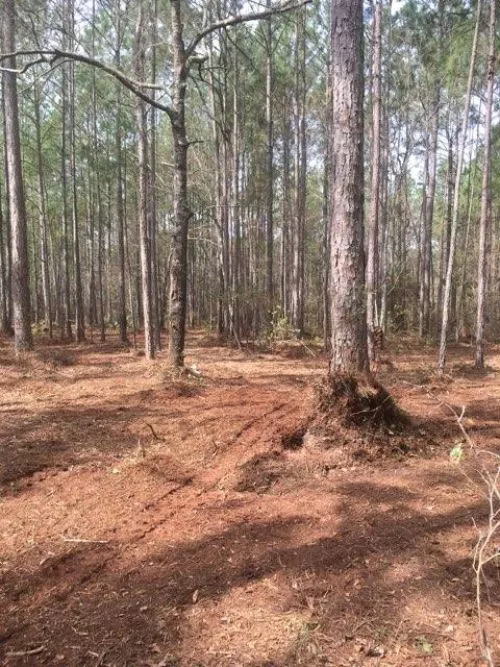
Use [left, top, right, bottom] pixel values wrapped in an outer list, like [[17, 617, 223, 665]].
[[186, 0, 311, 58], [0, 48, 173, 118], [0, 56, 48, 74], [0, 0, 309, 118]]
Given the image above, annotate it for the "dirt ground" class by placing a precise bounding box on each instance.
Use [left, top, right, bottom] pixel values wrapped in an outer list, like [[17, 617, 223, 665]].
[[1, 331, 499, 667]]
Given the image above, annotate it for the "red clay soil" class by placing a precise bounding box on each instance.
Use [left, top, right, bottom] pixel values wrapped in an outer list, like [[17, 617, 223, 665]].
[[0, 332, 499, 666]]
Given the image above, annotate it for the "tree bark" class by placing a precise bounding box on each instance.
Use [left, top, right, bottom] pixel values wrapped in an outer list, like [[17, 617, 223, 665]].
[[94, 110, 106, 343], [329, 0, 368, 375], [91, 0, 105, 342], [2, 0, 33, 352], [0, 179, 9, 333], [367, 0, 382, 361], [150, 0, 161, 351], [61, 9, 72, 341], [322, 47, 332, 351], [34, 84, 52, 338], [281, 112, 292, 319], [68, 0, 85, 342], [292, 10, 307, 336], [0, 84, 13, 335], [135, 2, 155, 359], [168, 0, 190, 367], [231, 46, 242, 342], [265, 0, 274, 325], [438, 0, 481, 373], [115, 40, 127, 344], [475, 0, 495, 368], [419, 94, 439, 338]]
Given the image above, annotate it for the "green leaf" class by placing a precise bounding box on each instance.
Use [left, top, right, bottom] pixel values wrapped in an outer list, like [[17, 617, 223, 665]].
[[416, 635, 433, 655], [450, 443, 463, 463]]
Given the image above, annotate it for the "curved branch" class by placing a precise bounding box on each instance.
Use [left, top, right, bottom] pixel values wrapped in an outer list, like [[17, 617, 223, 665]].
[[186, 0, 311, 58], [0, 48, 173, 118]]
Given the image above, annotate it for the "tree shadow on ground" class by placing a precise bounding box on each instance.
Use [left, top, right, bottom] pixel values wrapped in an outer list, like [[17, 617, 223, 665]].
[[464, 397, 500, 423], [0, 379, 307, 492], [0, 400, 145, 487], [1, 476, 495, 666]]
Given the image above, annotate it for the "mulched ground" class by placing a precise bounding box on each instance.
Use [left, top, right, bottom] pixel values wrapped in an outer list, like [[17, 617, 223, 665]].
[[0, 331, 499, 666]]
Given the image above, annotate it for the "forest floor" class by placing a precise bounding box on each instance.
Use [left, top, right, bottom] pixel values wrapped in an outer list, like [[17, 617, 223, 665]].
[[0, 331, 499, 667]]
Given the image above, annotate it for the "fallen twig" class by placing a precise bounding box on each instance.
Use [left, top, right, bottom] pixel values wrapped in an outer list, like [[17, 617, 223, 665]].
[[299, 340, 316, 357], [144, 421, 162, 440], [403, 379, 499, 667], [6, 645, 46, 657], [61, 535, 109, 544], [87, 649, 107, 666]]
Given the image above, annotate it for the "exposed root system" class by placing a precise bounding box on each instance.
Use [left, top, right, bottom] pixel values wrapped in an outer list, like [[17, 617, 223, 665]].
[[316, 371, 410, 431]]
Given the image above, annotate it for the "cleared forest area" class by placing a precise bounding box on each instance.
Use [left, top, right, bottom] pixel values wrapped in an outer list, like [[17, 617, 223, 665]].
[[0, 333, 499, 666], [1, 0, 500, 665]]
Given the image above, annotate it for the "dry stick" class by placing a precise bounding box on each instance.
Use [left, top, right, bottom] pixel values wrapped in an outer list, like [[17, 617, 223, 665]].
[[299, 339, 316, 357], [186, 0, 311, 57], [6, 645, 46, 657], [95, 649, 107, 667], [473, 478, 499, 667], [405, 380, 499, 666], [451, 428, 497, 667], [144, 421, 161, 440], [61, 535, 109, 544], [87, 649, 107, 666], [0, 49, 171, 113]]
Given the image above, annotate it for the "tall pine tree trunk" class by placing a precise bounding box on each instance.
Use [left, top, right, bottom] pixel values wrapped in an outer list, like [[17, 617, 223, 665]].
[[419, 96, 439, 338], [475, 0, 495, 368], [135, 2, 155, 359], [265, 2, 274, 324], [292, 10, 307, 336], [61, 15, 72, 341], [114, 4, 127, 344], [367, 0, 382, 361], [231, 47, 242, 342], [438, 0, 481, 372], [68, 0, 85, 342], [329, 0, 367, 375], [2, 0, 33, 352], [0, 180, 9, 333], [34, 84, 52, 338], [168, 0, 190, 367], [150, 0, 161, 351], [2, 77, 13, 334]]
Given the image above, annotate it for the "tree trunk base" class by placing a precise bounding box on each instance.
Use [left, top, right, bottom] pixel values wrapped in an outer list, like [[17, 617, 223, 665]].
[[316, 371, 409, 432]]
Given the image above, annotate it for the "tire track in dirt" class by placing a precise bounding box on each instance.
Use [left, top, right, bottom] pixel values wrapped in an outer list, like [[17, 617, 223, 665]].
[[0, 398, 288, 632], [0, 367, 314, 660], [0, 479, 196, 650], [197, 390, 313, 490], [1, 392, 310, 630]]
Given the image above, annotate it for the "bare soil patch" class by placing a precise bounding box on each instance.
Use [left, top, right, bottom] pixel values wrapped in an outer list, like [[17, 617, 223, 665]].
[[0, 333, 499, 666]]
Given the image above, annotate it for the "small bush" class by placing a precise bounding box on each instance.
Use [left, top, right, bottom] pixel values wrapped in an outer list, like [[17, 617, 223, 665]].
[[268, 309, 297, 344]]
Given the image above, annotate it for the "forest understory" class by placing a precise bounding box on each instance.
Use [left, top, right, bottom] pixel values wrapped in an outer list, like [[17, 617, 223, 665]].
[[0, 331, 499, 667]]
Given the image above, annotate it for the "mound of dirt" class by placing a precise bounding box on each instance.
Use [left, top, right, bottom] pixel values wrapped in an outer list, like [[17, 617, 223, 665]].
[[234, 451, 284, 493], [317, 372, 409, 430], [301, 372, 435, 463]]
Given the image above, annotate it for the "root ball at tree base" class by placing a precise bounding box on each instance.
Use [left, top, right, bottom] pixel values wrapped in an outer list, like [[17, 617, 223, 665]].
[[316, 371, 410, 432]]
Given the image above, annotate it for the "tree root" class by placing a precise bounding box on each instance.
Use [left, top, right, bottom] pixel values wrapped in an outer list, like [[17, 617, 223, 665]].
[[316, 371, 409, 432]]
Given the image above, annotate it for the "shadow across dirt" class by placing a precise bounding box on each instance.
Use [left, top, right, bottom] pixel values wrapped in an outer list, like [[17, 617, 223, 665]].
[[1, 334, 499, 665], [450, 363, 497, 379], [0, 477, 494, 666], [464, 397, 500, 423], [0, 401, 144, 487]]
